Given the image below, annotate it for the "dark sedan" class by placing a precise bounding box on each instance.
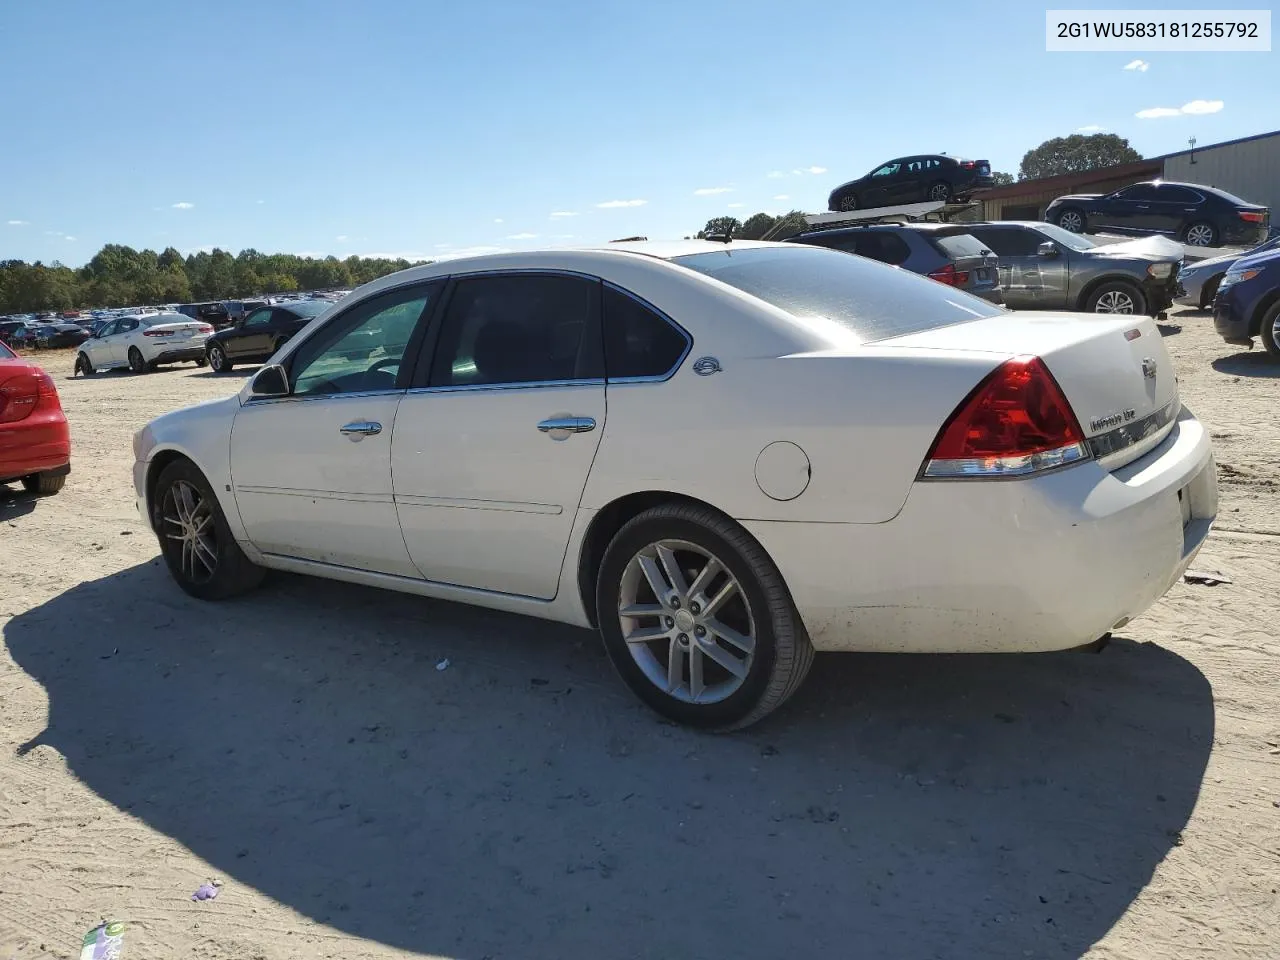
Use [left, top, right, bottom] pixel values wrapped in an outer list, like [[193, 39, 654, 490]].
[[205, 299, 331, 372], [827, 155, 992, 212], [1213, 244, 1280, 359], [33, 323, 91, 349], [1045, 180, 1269, 248]]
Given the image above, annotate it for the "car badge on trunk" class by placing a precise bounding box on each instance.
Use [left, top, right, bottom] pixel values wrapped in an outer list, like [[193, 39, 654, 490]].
[[1141, 357, 1158, 380]]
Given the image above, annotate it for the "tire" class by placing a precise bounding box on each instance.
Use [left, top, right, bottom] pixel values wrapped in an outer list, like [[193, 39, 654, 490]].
[[1261, 301, 1280, 360], [21, 471, 66, 496], [1056, 208, 1086, 233], [208, 344, 232, 373], [1085, 280, 1147, 316], [836, 193, 858, 213], [1183, 221, 1217, 247], [128, 346, 151, 373], [74, 353, 93, 376], [927, 181, 952, 203], [152, 458, 264, 601], [1199, 274, 1222, 310], [595, 502, 815, 730]]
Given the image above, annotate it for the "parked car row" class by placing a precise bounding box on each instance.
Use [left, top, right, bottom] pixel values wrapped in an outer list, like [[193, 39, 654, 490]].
[[788, 220, 1183, 317], [1212, 241, 1280, 359]]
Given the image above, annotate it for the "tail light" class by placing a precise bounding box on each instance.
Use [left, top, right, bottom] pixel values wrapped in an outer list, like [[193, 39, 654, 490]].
[[197, 324, 214, 333], [922, 356, 1089, 479], [0, 369, 59, 423], [143, 329, 173, 337], [1239, 211, 1265, 223], [959, 160, 975, 169], [928, 263, 970, 286]]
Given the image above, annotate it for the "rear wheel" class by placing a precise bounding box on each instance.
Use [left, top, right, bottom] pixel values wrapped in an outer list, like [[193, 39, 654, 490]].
[[128, 346, 151, 373], [1261, 301, 1280, 360], [1056, 208, 1086, 233], [595, 503, 814, 730], [836, 193, 858, 212], [153, 458, 264, 600], [1085, 280, 1146, 316], [74, 353, 93, 376], [208, 344, 232, 373], [927, 181, 952, 203], [1184, 221, 1217, 247], [21, 471, 66, 496]]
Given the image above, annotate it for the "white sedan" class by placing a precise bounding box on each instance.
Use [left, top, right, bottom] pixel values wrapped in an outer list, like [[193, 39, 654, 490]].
[[131, 240, 1217, 728], [75, 312, 214, 375]]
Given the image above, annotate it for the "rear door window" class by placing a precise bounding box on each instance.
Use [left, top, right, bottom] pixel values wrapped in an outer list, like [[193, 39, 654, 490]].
[[931, 232, 992, 259], [673, 245, 1001, 343], [968, 227, 1042, 257], [602, 285, 689, 380], [1155, 184, 1204, 203], [854, 232, 912, 266]]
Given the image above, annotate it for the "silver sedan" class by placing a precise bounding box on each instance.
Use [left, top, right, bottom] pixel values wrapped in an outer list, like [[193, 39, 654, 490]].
[[1176, 236, 1280, 309]]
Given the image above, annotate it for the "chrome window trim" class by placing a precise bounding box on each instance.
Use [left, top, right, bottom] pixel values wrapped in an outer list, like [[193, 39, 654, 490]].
[[406, 378, 605, 396], [601, 281, 692, 384], [245, 388, 407, 406]]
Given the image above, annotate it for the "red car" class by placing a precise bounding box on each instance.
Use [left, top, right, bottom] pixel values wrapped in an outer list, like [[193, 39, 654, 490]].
[[0, 339, 70, 495]]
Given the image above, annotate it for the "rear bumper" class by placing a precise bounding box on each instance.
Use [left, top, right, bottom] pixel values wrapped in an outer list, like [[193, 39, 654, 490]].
[[0, 416, 71, 484], [1219, 220, 1268, 247], [745, 407, 1216, 653], [149, 343, 207, 364]]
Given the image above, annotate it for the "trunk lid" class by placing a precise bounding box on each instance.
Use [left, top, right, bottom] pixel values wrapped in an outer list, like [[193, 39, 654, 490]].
[[881, 312, 1179, 470], [145, 320, 210, 340]]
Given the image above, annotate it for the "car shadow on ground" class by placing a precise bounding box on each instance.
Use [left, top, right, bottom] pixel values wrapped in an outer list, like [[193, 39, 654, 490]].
[[191, 367, 258, 379], [1212, 351, 1280, 378], [6, 562, 1213, 960], [0, 487, 39, 520]]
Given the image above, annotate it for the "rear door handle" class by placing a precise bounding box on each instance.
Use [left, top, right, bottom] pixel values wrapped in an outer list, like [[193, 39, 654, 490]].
[[537, 417, 596, 435], [340, 420, 382, 440]]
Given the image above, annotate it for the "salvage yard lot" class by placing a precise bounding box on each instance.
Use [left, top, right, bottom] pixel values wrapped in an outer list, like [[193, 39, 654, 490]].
[[2, 310, 1278, 960]]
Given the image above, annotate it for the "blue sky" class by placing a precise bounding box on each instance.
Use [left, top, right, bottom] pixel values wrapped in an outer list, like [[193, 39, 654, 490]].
[[1, 0, 1275, 266]]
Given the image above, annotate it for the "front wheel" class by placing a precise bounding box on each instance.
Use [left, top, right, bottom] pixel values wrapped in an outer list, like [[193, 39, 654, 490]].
[[595, 503, 814, 730], [128, 346, 151, 373], [22, 471, 66, 496], [208, 344, 232, 373], [74, 353, 93, 376], [836, 193, 858, 212], [153, 459, 264, 600], [1085, 280, 1147, 316], [1260, 301, 1280, 360], [1056, 208, 1086, 233]]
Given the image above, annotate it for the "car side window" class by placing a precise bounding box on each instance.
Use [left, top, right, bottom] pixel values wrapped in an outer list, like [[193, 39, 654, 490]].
[[871, 163, 901, 178], [969, 228, 1041, 257], [288, 282, 437, 397], [602, 285, 689, 380], [242, 308, 272, 328], [99, 320, 120, 337], [1115, 184, 1159, 202], [1157, 185, 1203, 203], [855, 232, 911, 266], [427, 273, 602, 388], [118, 318, 139, 334]]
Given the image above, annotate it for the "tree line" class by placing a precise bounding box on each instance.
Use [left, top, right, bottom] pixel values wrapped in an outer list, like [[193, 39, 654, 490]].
[[0, 245, 426, 314]]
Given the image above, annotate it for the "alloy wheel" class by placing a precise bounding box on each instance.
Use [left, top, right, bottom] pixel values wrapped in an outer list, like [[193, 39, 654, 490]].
[[929, 183, 951, 202], [617, 539, 756, 705], [1058, 211, 1083, 232], [1094, 290, 1135, 314], [210, 347, 225, 371], [1185, 224, 1215, 247], [839, 195, 858, 212], [161, 479, 218, 584]]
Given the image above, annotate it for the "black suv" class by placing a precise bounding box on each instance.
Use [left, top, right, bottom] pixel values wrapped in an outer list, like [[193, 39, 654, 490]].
[[827, 155, 993, 212], [787, 223, 1004, 304], [177, 302, 232, 329], [1045, 180, 1269, 248]]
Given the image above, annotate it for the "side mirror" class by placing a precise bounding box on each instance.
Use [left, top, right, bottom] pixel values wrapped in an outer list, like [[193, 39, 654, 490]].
[[250, 364, 290, 398], [1037, 241, 1059, 258]]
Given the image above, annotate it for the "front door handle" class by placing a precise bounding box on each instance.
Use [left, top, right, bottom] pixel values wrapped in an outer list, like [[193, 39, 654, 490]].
[[537, 417, 596, 435], [340, 420, 382, 440]]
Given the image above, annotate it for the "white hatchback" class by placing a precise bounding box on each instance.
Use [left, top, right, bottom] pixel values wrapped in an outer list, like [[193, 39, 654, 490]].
[[132, 241, 1217, 729], [76, 312, 214, 375]]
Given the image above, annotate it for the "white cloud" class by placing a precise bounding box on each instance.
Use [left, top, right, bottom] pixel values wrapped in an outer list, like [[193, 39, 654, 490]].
[[595, 199, 647, 208], [65, 236, 77, 241], [505, 232, 538, 240], [693, 187, 733, 196], [255, 199, 265, 204], [434, 242, 453, 249], [773, 194, 790, 201], [493, 218, 504, 223], [1136, 99, 1224, 119], [550, 234, 576, 240], [1077, 124, 1107, 133], [766, 171, 786, 178], [550, 211, 579, 218], [727, 203, 746, 208], [172, 201, 194, 209], [1123, 59, 1150, 72], [335, 235, 348, 241], [806, 166, 827, 174], [6, 219, 28, 225], [44, 230, 62, 236]]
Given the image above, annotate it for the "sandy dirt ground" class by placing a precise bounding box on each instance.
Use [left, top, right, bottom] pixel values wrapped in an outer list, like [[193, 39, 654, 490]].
[[2, 311, 1278, 960]]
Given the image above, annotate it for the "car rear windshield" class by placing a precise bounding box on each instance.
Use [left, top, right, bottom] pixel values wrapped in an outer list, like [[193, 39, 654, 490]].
[[672, 246, 1002, 342], [0, 341, 15, 359], [289, 300, 331, 318], [930, 233, 991, 259]]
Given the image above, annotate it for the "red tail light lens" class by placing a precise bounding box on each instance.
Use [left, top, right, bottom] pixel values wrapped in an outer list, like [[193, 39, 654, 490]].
[[143, 329, 173, 337], [33, 369, 62, 413], [1239, 211, 1265, 223], [198, 324, 214, 333], [927, 263, 970, 286], [0, 372, 40, 423], [922, 356, 1090, 478], [959, 160, 975, 169]]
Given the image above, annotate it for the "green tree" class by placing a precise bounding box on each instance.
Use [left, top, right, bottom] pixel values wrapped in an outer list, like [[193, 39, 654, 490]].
[[696, 216, 741, 239], [737, 212, 778, 240], [1018, 133, 1142, 181], [991, 171, 1015, 186]]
